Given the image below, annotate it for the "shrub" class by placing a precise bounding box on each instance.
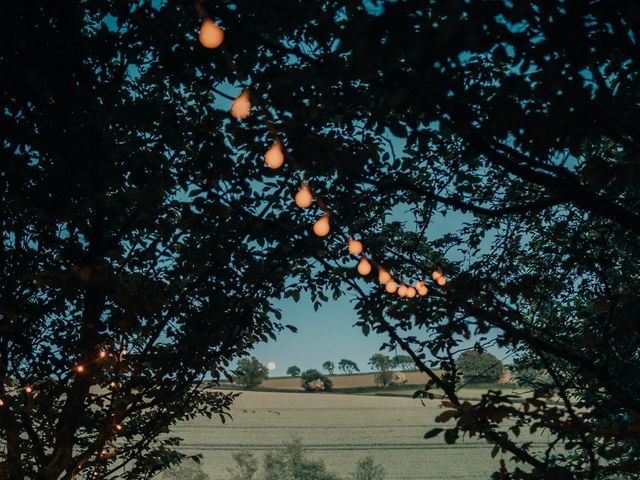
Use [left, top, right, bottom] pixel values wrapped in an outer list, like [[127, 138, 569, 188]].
[[235, 357, 269, 389], [263, 439, 341, 480], [300, 369, 333, 391], [352, 456, 386, 480]]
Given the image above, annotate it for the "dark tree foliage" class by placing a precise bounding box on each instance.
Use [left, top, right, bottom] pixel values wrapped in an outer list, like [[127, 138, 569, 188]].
[[0, 2, 307, 479], [300, 370, 333, 392], [2, 1, 640, 479], [322, 360, 335, 375], [455, 351, 504, 384], [338, 359, 360, 375], [234, 357, 269, 389], [184, 0, 637, 478], [286, 365, 301, 377]]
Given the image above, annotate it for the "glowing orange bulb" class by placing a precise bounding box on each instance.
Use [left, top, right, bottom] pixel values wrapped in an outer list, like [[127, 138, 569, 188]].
[[348, 239, 363, 256], [385, 280, 398, 293], [357, 257, 372, 276], [437, 276, 447, 286], [99, 350, 107, 359], [295, 183, 313, 208], [0, 399, 4, 407], [264, 142, 285, 169], [407, 287, 417, 298], [417, 284, 428, 296], [115, 424, 123, 431], [397, 284, 408, 297], [432, 270, 443, 281], [198, 19, 224, 49], [24, 386, 33, 394], [231, 90, 251, 119], [109, 381, 118, 389], [313, 214, 330, 237], [378, 268, 391, 285], [75, 365, 85, 373]]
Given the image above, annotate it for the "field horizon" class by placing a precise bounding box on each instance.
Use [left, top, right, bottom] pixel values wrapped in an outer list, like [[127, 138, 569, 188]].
[[169, 390, 550, 480]]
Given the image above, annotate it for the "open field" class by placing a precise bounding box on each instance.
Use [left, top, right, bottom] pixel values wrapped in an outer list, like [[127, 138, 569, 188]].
[[173, 391, 551, 480], [255, 371, 432, 390], [220, 372, 518, 401]]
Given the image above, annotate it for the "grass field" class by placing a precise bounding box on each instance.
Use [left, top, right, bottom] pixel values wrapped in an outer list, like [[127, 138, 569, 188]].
[[220, 371, 516, 401], [172, 390, 550, 480]]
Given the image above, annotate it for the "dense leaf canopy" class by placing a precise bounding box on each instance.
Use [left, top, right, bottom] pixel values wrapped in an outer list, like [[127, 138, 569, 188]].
[[1, 1, 640, 479]]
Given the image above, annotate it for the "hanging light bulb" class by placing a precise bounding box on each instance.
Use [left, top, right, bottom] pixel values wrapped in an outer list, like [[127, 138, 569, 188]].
[[109, 381, 118, 389], [378, 268, 391, 285], [0, 399, 4, 407], [313, 214, 330, 237], [348, 239, 363, 256], [397, 284, 408, 297], [264, 142, 285, 169], [99, 350, 107, 359], [115, 424, 123, 431], [24, 386, 33, 394], [231, 90, 251, 119], [357, 257, 372, 276], [295, 183, 313, 208], [75, 365, 85, 373], [385, 279, 398, 294], [198, 19, 224, 49], [432, 270, 443, 281], [407, 287, 417, 298], [437, 275, 447, 286]]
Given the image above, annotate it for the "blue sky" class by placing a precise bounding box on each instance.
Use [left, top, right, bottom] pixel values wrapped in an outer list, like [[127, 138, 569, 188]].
[[248, 208, 512, 377]]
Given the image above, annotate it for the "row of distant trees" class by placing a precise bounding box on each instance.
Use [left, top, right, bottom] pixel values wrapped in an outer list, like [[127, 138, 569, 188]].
[[235, 351, 507, 390], [287, 354, 418, 378]]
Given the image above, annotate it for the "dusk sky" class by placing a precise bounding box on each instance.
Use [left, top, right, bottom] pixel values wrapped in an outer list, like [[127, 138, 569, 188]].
[[250, 210, 512, 377]]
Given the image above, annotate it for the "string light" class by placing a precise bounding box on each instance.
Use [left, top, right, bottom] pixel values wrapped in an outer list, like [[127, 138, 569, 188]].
[[348, 239, 363, 256], [24, 386, 33, 394], [357, 257, 372, 276], [99, 350, 107, 359], [313, 214, 331, 237], [294, 183, 313, 208], [75, 365, 85, 373], [385, 279, 398, 293], [264, 142, 285, 169], [378, 268, 391, 285], [193, 9, 444, 306], [115, 424, 123, 431], [231, 90, 251, 119], [0, 399, 4, 407], [198, 19, 224, 49]]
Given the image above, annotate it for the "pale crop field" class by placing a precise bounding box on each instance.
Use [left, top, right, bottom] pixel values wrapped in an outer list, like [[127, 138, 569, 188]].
[[173, 391, 551, 480]]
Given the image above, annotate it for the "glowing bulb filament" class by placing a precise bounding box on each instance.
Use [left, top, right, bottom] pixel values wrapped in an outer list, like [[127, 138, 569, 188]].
[[313, 214, 331, 237], [264, 142, 285, 169], [357, 257, 372, 276], [378, 268, 391, 285], [199, 19, 224, 49], [231, 90, 251, 119], [348, 239, 363, 256], [295, 183, 313, 208]]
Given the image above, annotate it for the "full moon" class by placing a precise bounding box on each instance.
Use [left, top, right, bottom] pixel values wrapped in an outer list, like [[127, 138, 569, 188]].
[[267, 361, 277, 371]]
